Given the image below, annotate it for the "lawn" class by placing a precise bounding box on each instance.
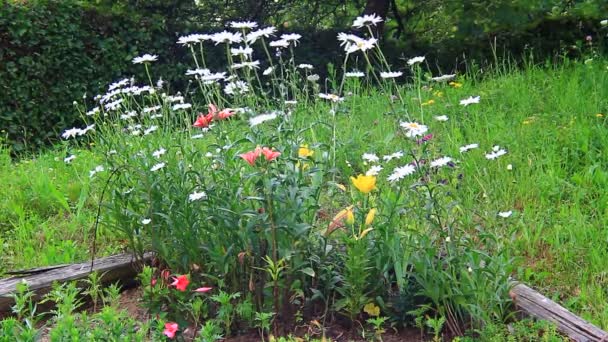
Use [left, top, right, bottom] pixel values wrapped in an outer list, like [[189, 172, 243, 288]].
[[1, 25, 606, 340]]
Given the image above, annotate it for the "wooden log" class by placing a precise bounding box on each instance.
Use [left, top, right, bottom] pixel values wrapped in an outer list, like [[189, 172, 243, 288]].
[[510, 283, 608, 342], [0, 252, 153, 313]]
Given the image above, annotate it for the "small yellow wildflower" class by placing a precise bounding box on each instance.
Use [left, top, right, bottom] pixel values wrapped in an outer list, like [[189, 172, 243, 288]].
[[523, 120, 532, 125], [449, 81, 462, 88], [596, 113, 604, 118], [364, 303, 380, 317], [421, 99, 435, 106], [433, 90, 444, 97], [298, 145, 314, 157], [365, 208, 377, 226], [357, 227, 373, 240], [350, 174, 376, 194]]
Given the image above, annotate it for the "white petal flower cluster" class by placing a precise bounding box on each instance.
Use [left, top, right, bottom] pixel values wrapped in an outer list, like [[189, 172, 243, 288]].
[[387, 164, 416, 182], [352, 14, 383, 28], [132, 54, 158, 64], [460, 96, 480, 106], [211, 31, 243, 45], [399, 122, 428, 138]]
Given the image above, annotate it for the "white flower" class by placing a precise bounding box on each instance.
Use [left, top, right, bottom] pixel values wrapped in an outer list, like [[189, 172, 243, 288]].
[[141, 218, 152, 225], [485, 148, 507, 160], [318, 93, 344, 102], [246, 26, 277, 43], [249, 112, 278, 127], [407, 56, 425, 65], [224, 80, 250, 95], [64, 155, 76, 163], [507, 164, 513, 170], [200, 72, 226, 82], [460, 96, 480, 106], [144, 126, 158, 135], [445, 236, 451, 242], [89, 165, 105, 178], [186, 68, 210, 77], [346, 37, 377, 53], [150, 162, 166, 172], [399, 121, 428, 138], [230, 46, 253, 56], [108, 78, 130, 91], [62, 127, 83, 139], [285, 100, 297, 105], [269, 39, 289, 48], [434, 115, 449, 121], [459, 143, 479, 153], [382, 151, 404, 162], [280, 33, 302, 45], [498, 211, 513, 218], [345, 71, 365, 78], [230, 21, 258, 29], [430, 156, 453, 168], [352, 14, 383, 28], [172, 103, 192, 111], [165, 95, 184, 103], [189, 191, 207, 202], [431, 74, 456, 82], [601, 19, 608, 26], [86, 107, 100, 116], [143, 106, 161, 113], [362, 153, 380, 163], [132, 54, 158, 64], [263, 66, 274, 75], [192, 133, 205, 139], [232, 60, 260, 69], [177, 33, 211, 45], [211, 31, 242, 45], [205, 152, 213, 157], [380, 71, 402, 79], [152, 148, 166, 158], [366, 165, 383, 176], [297, 64, 313, 69], [388, 164, 416, 182], [307, 74, 320, 82]]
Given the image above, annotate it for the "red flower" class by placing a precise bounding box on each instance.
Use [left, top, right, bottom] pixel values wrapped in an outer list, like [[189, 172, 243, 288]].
[[151, 278, 157, 287], [261, 147, 281, 161], [193, 113, 213, 128], [163, 322, 179, 339], [170, 275, 190, 291], [240, 147, 262, 166], [217, 108, 235, 120], [207, 103, 218, 115], [194, 287, 213, 293]]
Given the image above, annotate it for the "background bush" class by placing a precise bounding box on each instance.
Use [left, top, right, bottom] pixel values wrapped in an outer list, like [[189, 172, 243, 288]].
[[1, 0, 606, 152]]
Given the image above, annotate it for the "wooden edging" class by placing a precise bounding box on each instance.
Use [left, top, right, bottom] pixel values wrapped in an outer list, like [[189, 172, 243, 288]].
[[0, 252, 153, 313], [510, 283, 608, 342]]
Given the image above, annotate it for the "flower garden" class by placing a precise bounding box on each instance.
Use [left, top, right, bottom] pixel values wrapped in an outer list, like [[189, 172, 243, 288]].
[[1, 13, 607, 341]]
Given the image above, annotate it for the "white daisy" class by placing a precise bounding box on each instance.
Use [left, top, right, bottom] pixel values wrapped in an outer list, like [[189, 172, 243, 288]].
[[382, 151, 404, 162], [192, 133, 205, 139], [132, 54, 158, 64], [280, 33, 302, 45], [399, 121, 428, 138], [189, 191, 207, 202], [144, 125, 158, 135], [297, 64, 313, 70], [64, 155, 76, 163], [345, 71, 365, 78], [200, 72, 226, 82], [224, 80, 250, 95], [434, 115, 449, 121], [431, 74, 456, 82], [141, 218, 152, 225], [485, 149, 507, 160], [362, 153, 380, 163], [407, 56, 425, 65], [366, 165, 383, 176], [460, 96, 480, 106], [263, 66, 274, 75], [498, 211, 513, 218], [152, 148, 166, 158], [211, 31, 242, 45], [86, 107, 100, 116], [172, 103, 192, 111], [230, 46, 253, 56], [459, 143, 479, 153], [249, 112, 278, 127], [177, 33, 211, 45], [186, 68, 211, 76], [269, 39, 289, 48], [387, 164, 416, 182], [150, 162, 166, 172], [380, 71, 402, 79], [345, 37, 377, 53], [89, 165, 105, 178], [318, 93, 344, 102], [61, 127, 83, 139], [430, 156, 453, 168], [143, 105, 162, 113], [231, 61, 260, 69], [352, 14, 383, 28], [230, 21, 258, 29], [246, 26, 277, 43]]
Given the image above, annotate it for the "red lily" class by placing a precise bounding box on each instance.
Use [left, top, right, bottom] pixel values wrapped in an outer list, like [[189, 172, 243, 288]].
[[193, 113, 213, 128], [261, 147, 281, 161], [217, 108, 235, 120], [240, 147, 262, 166], [170, 274, 190, 291]]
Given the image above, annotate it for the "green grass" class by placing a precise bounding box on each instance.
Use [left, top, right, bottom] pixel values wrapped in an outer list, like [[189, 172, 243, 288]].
[[1, 58, 607, 333]]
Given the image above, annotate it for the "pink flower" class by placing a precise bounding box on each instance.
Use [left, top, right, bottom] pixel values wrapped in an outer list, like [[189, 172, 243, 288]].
[[261, 147, 280, 161], [170, 275, 190, 291], [151, 278, 157, 287], [193, 113, 213, 128], [207, 103, 218, 115], [194, 287, 213, 293], [163, 322, 179, 339], [240, 147, 262, 166]]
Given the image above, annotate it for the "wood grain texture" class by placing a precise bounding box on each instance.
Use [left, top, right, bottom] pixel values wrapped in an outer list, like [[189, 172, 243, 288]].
[[510, 283, 608, 342], [0, 252, 152, 313]]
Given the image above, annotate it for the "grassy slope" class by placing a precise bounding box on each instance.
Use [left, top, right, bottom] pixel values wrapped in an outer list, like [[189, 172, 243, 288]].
[[1, 59, 606, 328]]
